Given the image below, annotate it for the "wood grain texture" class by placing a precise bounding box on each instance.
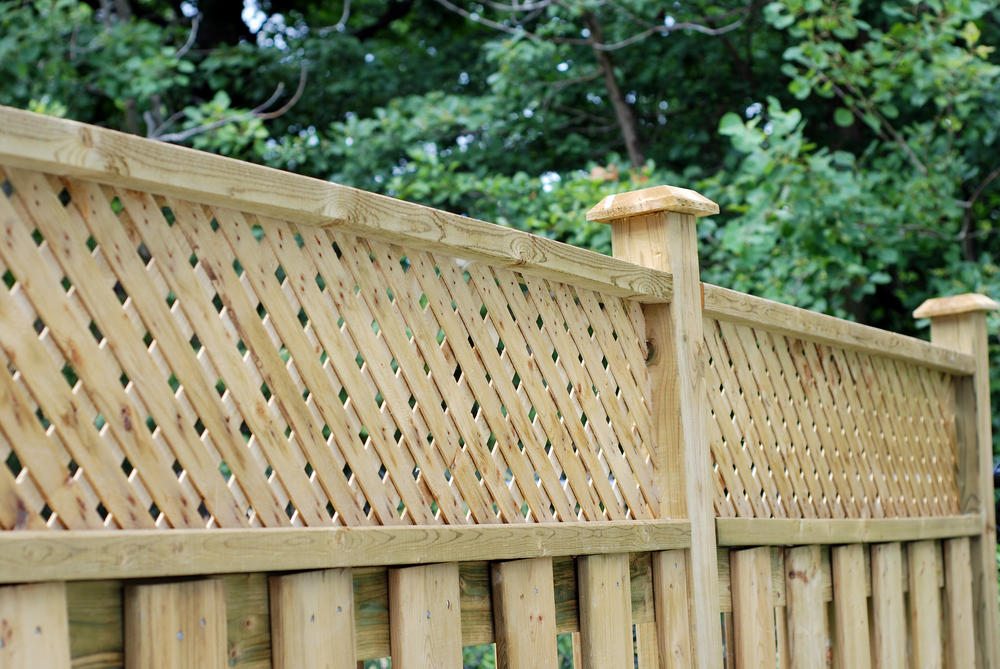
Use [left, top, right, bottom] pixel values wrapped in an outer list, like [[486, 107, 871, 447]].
[[0, 521, 689, 584], [914, 293, 1000, 319], [124, 579, 227, 669], [908, 541, 942, 669], [577, 553, 633, 669], [635, 622, 659, 669], [943, 537, 976, 669], [871, 543, 906, 669], [269, 569, 356, 669], [652, 550, 692, 669], [0, 106, 672, 303], [0, 582, 71, 669], [388, 563, 462, 669], [928, 310, 1000, 669], [730, 547, 776, 669], [703, 283, 973, 375], [587, 185, 719, 221], [491, 558, 558, 669], [715, 516, 980, 545], [784, 546, 824, 669], [831, 544, 871, 669]]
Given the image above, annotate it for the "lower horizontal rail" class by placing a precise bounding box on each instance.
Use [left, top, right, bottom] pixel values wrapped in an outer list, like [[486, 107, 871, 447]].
[[716, 515, 982, 546], [0, 519, 690, 583]]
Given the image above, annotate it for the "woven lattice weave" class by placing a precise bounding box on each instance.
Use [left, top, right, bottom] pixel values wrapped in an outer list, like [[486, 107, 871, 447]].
[[0, 168, 657, 530], [706, 318, 960, 520]]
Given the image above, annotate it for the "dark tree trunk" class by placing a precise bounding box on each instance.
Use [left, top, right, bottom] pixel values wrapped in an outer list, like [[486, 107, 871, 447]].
[[582, 12, 645, 169]]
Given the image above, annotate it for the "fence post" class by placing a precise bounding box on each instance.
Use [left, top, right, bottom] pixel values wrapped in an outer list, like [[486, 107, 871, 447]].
[[914, 293, 1000, 669], [588, 185, 722, 669]]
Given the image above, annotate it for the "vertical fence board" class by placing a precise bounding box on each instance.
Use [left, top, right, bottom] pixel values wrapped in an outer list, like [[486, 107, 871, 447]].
[[652, 549, 692, 668], [388, 563, 462, 669], [635, 622, 659, 669], [730, 547, 776, 669], [0, 582, 71, 669], [831, 544, 871, 669], [785, 545, 824, 669], [908, 541, 943, 669], [124, 579, 227, 669], [492, 558, 558, 669], [944, 537, 976, 669], [871, 543, 906, 669], [578, 553, 633, 668], [269, 569, 355, 669]]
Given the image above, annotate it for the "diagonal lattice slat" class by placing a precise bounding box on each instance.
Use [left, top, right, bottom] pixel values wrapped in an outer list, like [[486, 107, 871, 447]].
[[706, 317, 960, 520], [0, 168, 657, 530]]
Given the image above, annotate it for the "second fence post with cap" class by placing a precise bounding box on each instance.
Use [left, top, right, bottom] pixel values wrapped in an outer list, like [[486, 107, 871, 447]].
[[587, 185, 723, 669]]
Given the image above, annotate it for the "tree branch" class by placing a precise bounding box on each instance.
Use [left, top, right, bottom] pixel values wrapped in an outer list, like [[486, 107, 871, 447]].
[[151, 63, 307, 143]]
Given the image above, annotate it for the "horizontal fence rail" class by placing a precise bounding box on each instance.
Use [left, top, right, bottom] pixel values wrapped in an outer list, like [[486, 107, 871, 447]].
[[0, 105, 997, 669]]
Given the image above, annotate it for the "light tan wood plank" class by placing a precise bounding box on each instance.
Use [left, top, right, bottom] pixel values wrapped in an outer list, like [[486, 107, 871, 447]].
[[0, 582, 71, 668], [831, 544, 871, 669], [785, 545, 824, 668], [269, 568, 356, 669], [908, 541, 943, 669], [124, 579, 227, 669], [0, 107, 673, 303], [0, 518, 689, 583], [577, 553, 633, 668], [871, 543, 906, 669], [389, 563, 462, 669], [730, 546, 776, 669], [492, 557, 558, 669], [635, 622, 659, 669], [943, 537, 976, 669], [651, 550, 691, 668], [775, 604, 789, 669], [716, 515, 980, 545], [702, 284, 973, 375]]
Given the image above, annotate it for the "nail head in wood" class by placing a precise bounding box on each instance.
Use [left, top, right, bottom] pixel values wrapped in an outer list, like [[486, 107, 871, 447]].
[[585, 185, 719, 223], [913, 293, 1000, 319]]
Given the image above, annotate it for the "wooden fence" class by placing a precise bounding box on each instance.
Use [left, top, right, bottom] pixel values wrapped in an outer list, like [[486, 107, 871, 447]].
[[0, 104, 996, 669]]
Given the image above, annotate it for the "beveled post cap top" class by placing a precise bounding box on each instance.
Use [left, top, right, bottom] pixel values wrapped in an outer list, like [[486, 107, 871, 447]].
[[586, 185, 719, 223], [913, 293, 1000, 319]]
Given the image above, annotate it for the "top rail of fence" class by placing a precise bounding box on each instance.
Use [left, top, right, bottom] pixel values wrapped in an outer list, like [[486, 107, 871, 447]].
[[0, 106, 672, 304]]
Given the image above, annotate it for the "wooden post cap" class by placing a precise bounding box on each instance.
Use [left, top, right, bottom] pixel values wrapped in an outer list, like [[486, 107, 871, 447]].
[[585, 185, 719, 223], [913, 293, 1000, 319]]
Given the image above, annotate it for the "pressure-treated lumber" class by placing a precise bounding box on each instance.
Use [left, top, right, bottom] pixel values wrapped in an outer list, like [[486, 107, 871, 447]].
[[0, 105, 671, 303], [871, 543, 906, 669], [943, 537, 976, 669], [577, 554, 633, 668], [908, 541, 943, 669], [587, 185, 720, 221], [703, 283, 974, 374], [388, 563, 462, 669], [914, 293, 1000, 319], [831, 544, 871, 669], [652, 550, 692, 668], [784, 546, 824, 669], [123, 579, 227, 669], [715, 516, 981, 545], [920, 294, 1000, 669], [729, 547, 776, 669], [0, 520, 690, 584], [0, 582, 71, 669], [602, 187, 723, 669], [269, 569, 356, 669], [491, 558, 558, 669]]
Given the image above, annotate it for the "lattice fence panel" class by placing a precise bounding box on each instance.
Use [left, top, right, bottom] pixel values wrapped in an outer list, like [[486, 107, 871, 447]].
[[0, 167, 657, 530], [706, 318, 960, 519]]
